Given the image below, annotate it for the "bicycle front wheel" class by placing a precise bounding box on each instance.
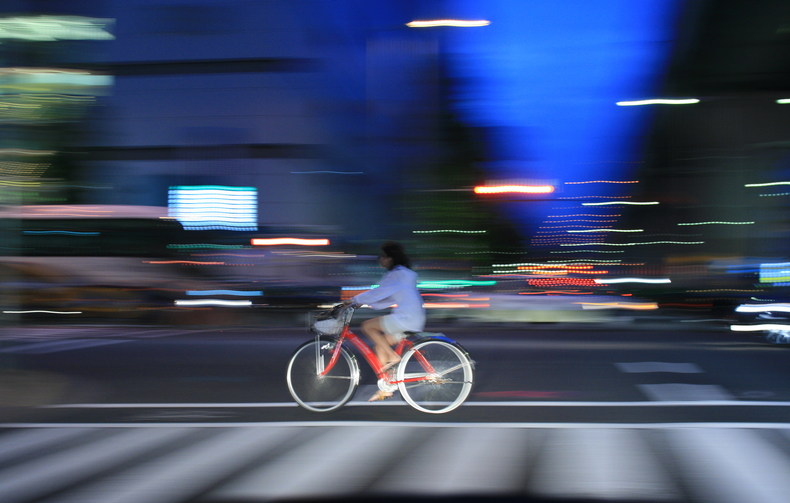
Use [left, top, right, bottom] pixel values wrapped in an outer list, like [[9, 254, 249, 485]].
[[287, 339, 359, 412], [397, 339, 474, 414]]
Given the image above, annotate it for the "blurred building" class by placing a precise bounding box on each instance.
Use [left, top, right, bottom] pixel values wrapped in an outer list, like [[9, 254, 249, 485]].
[[1, 0, 790, 312]]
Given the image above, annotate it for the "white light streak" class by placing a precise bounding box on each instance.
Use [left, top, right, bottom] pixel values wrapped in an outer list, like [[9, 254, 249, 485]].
[[735, 303, 790, 313], [730, 324, 790, 332], [744, 181, 790, 187], [407, 19, 490, 28], [3, 310, 82, 314], [175, 299, 252, 307], [186, 290, 263, 297], [616, 98, 699, 106]]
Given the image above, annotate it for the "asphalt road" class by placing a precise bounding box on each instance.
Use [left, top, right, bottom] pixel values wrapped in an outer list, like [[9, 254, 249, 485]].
[[2, 322, 790, 424], [2, 322, 790, 503]]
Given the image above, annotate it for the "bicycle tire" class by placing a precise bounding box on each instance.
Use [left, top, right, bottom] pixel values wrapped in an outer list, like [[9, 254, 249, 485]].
[[396, 339, 474, 414], [286, 338, 359, 412]]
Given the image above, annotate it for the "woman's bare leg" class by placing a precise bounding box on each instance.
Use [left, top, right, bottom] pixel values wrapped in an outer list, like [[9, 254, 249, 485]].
[[361, 317, 400, 370]]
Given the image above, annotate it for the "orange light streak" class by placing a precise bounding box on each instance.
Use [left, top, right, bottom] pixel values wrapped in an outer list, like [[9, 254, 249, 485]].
[[576, 302, 658, 310], [474, 184, 554, 194]]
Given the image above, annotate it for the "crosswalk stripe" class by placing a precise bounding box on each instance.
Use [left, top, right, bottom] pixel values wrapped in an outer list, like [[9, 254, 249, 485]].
[[375, 427, 538, 495], [0, 428, 94, 465], [0, 427, 193, 503], [530, 428, 680, 501], [1, 425, 790, 503], [667, 428, 790, 503], [210, 425, 414, 500], [43, 427, 298, 503]]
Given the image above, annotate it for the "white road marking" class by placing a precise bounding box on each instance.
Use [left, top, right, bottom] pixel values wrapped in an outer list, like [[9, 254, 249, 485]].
[[667, 428, 790, 503], [44, 427, 297, 503], [375, 427, 536, 495], [0, 339, 129, 354], [0, 427, 193, 503], [0, 427, 94, 464], [531, 428, 680, 501], [616, 362, 703, 373], [639, 383, 734, 401], [211, 425, 413, 500]]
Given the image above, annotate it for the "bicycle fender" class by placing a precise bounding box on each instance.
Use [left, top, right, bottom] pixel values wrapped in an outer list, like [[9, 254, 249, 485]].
[[407, 331, 455, 344]]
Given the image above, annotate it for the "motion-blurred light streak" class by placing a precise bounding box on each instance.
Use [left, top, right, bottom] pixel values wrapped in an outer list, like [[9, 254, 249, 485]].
[[561, 241, 702, 246], [251, 238, 330, 246], [417, 280, 497, 289], [186, 290, 263, 297], [616, 98, 699, 106], [567, 229, 643, 233], [735, 304, 790, 313], [677, 221, 754, 226], [474, 184, 555, 194], [175, 300, 252, 307], [582, 201, 659, 206], [744, 181, 790, 187], [594, 278, 671, 284], [413, 229, 487, 234], [565, 180, 639, 184], [577, 302, 659, 310], [0, 15, 114, 41], [407, 19, 490, 28], [3, 310, 82, 314], [730, 324, 790, 332], [23, 230, 100, 235]]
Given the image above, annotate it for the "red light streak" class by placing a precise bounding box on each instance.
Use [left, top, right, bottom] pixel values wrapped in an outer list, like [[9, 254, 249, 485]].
[[251, 238, 330, 246], [144, 260, 225, 265]]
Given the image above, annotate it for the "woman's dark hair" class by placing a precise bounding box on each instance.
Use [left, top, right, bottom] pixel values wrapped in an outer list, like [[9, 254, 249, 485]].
[[381, 241, 411, 270]]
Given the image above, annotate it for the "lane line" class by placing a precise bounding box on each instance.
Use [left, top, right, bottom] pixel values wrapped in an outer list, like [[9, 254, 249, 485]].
[[0, 339, 129, 354], [40, 400, 790, 408]]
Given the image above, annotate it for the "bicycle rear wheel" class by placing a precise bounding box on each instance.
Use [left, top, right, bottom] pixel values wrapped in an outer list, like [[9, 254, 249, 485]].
[[287, 338, 359, 412], [397, 339, 474, 414]]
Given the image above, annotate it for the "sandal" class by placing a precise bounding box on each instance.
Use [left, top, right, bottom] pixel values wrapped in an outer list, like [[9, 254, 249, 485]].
[[368, 390, 393, 402]]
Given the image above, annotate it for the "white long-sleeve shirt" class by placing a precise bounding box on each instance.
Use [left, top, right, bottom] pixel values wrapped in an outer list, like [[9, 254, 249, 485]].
[[352, 265, 426, 332]]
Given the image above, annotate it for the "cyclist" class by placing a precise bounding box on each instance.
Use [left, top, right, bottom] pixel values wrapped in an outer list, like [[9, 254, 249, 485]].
[[345, 241, 426, 401]]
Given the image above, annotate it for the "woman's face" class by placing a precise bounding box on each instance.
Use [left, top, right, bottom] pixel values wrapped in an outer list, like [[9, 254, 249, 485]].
[[379, 254, 393, 269]]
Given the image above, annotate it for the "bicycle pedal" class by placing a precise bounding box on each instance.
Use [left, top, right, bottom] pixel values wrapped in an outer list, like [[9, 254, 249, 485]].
[[377, 378, 397, 393]]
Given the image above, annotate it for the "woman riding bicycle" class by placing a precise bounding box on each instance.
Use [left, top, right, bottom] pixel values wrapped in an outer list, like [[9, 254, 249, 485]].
[[345, 241, 425, 401]]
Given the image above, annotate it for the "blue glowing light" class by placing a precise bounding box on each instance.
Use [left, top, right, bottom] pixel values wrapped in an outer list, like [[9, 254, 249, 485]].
[[445, 0, 682, 240]]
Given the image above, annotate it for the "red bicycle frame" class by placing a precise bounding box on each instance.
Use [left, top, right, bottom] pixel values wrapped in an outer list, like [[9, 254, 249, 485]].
[[319, 324, 436, 385]]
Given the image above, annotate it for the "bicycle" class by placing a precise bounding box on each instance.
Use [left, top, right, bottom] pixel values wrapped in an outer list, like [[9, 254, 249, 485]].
[[286, 304, 474, 414]]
